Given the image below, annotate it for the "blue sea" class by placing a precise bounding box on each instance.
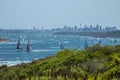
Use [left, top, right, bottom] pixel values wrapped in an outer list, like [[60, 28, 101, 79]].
[[0, 31, 120, 66]]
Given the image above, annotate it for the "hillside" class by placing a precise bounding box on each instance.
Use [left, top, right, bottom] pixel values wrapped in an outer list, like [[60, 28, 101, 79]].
[[54, 30, 120, 38], [0, 44, 120, 80]]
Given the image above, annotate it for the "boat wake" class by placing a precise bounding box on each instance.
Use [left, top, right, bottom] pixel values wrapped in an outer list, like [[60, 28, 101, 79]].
[[0, 60, 31, 66], [50, 47, 60, 49], [32, 49, 58, 52], [0, 42, 17, 44]]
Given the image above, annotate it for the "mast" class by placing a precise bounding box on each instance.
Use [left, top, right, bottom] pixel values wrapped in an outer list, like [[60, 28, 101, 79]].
[[16, 40, 22, 49], [99, 39, 101, 44], [26, 40, 32, 51], [84, 40, 88, 49], [60, 42, 64, 49]]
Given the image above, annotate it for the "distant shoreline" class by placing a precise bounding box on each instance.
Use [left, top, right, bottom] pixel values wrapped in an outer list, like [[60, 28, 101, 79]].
[[54, 30, 120, 38], [0, 38, 9, 42]]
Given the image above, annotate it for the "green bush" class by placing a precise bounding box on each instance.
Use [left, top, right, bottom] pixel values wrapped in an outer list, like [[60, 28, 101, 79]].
[[0, 45, 120, 79]]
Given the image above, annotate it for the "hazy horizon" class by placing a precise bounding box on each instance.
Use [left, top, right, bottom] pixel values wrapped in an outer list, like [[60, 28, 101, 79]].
[[0, 0, 120, 29]]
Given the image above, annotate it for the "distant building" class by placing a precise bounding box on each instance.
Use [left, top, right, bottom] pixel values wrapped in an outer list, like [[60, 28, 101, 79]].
[[51, 24, 118, 32]]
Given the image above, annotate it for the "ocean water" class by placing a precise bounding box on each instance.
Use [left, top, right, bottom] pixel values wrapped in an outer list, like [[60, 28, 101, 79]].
[[0, 31, 120, 66]]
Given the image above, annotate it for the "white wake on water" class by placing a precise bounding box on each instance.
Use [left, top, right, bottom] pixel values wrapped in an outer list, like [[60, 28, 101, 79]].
[[32, 49, 58, 52], [0, 60, 31, 66]]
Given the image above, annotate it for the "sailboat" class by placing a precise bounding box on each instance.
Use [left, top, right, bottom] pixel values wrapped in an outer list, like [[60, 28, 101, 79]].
[[60, 42, 64, 49], [98, 39, 102, 44], [114, 39, 117, 43], [26, 40, 32, 52], [16, 40, 22, 51], [84, 40, 88, 49]]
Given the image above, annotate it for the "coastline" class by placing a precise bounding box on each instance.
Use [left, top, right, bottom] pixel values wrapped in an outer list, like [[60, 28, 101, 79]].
[[0, 37, 9, 42], [0, 45, 120, 79], [54, 30, 120, 38]]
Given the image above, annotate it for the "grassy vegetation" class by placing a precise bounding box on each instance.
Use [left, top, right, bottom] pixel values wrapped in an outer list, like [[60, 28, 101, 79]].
[[0, 44, 120, 80]]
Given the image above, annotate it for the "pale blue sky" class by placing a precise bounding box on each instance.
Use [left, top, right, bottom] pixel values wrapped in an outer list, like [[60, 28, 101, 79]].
[[0, 0, 120, 29]]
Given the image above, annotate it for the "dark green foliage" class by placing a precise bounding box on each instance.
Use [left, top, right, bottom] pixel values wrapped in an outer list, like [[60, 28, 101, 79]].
[[0, 45, 120, 80]]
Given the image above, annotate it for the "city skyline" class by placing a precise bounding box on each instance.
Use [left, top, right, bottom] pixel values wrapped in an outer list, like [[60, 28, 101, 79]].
[[0, 0, 120, 29]]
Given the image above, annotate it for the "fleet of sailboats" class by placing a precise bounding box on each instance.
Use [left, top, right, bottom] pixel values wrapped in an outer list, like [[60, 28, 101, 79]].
[[16, 40, 32, 52], [16, 37, 118, 52]]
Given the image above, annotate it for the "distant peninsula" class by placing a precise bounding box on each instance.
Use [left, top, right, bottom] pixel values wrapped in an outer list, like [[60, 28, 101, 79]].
[[0, 37, 9, 42], [54, 30, 120, 38]]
